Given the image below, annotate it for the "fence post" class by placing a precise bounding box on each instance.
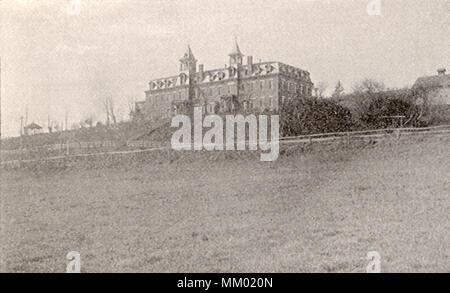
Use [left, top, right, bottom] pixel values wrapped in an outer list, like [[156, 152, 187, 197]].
[[66, 140, 70, 156]]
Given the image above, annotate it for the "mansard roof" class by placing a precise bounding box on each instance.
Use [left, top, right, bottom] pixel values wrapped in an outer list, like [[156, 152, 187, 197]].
[[147, 61, 312, 92]]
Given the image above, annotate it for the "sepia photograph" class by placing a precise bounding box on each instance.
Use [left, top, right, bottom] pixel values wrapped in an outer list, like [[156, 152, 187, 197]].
[[0, 0, 449, 279]]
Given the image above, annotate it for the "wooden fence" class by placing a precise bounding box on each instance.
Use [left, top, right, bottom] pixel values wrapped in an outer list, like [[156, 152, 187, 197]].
[[1, 124, 449, 166]]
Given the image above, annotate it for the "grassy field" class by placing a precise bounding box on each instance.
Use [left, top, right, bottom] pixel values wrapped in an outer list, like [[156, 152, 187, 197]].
[[1, 135, 449, 272]]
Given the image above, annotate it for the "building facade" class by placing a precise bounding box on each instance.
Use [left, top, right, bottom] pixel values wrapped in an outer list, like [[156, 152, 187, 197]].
[[136, 41, 314, 121], [413, 68, 450, 105]]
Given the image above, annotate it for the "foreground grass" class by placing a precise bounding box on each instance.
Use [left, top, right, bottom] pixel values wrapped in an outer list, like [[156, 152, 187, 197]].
[[1, 135, 449, 272]]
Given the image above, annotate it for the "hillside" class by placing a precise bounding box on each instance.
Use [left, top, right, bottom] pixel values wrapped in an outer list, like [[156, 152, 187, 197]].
[[0, 119, 172, 151], [1, 134, 449, 272]]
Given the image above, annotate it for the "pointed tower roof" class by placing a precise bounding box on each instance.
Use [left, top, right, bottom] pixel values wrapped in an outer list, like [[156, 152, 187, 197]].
[[229, 39, 243, 56], [180, 45, 196, 62]]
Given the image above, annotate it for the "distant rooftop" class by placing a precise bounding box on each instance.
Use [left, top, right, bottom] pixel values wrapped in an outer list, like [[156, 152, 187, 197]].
[[413, 68, 449, 88], [24, 122, 42, 130]]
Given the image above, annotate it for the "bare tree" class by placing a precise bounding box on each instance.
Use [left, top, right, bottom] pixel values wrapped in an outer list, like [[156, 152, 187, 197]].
[[102, 97, 115, 126], [71, 122, 80, 130], [353, 78, 385, 95], [103, 98, 110, 126], [47, 114, 52, 133], [409, 86, 432, 122], [351, 78, 386, 119], [316, 81, 328, 98], [64, 105, 69, 131], [108, 97, 117, 125], [127, 97, 137, 119]]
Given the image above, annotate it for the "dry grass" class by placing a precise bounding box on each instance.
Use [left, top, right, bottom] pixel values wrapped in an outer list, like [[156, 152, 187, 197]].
[[1, 135, 449, 272]]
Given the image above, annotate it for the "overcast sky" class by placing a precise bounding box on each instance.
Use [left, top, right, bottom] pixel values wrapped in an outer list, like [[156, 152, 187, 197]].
[[1, 0, 449, 137]]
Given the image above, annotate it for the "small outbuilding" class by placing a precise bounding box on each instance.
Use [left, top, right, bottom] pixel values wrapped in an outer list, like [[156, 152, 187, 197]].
[[23, 122, 43, 136]]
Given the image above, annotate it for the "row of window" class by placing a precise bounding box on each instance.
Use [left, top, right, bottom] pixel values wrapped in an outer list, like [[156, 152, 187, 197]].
[[149, 80, 313, 104], [147, 108, 172, 121], [149, 91, 186, 104], [202, 80, 275, 95], [203, 85, 232, 96], [203, 97, 277, 114], [281, 80, 312, 95], [149, 93, 315, 120], [149, 95, 282, 120], [149, 80, 274, 103], [201, 80, 275, 96], [243, 80, 273, 92], [149, 85, 235, 103]]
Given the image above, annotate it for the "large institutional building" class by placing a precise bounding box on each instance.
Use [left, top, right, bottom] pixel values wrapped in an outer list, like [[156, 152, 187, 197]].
[[136, 41, 314, 121]]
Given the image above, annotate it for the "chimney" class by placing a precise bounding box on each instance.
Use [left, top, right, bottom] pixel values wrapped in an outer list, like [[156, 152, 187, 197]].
[[199, 64, 204, 80], [247, 56, 253, 74], [437, 68, 446, 76]]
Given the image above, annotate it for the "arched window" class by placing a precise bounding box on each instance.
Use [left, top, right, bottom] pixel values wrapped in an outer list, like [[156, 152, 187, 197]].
[[179, 74, 187, 85]]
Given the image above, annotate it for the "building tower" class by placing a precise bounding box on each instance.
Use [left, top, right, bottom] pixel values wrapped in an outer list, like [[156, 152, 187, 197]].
[[179, 45, 197, 107], [228, 39, 243, 67], [180, 45, 197, 73], [228, 39, 244, 105]]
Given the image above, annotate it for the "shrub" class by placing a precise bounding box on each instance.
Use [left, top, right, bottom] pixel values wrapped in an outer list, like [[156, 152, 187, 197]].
[[280, 97, 358, 136], [360, 92, 421, 128]]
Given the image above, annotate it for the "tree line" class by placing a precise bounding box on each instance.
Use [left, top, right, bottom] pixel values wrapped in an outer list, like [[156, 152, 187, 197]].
[[280, 78, 448, 136]]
